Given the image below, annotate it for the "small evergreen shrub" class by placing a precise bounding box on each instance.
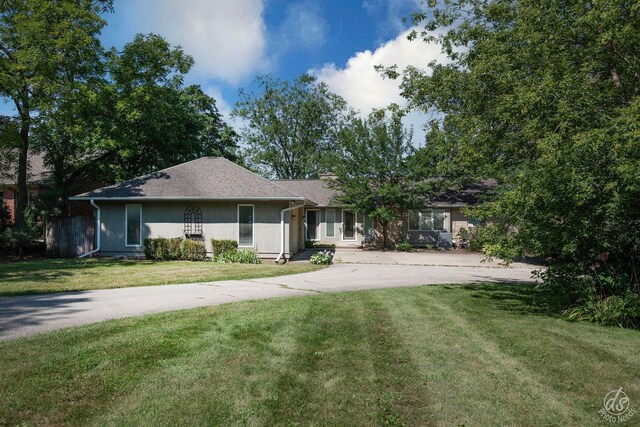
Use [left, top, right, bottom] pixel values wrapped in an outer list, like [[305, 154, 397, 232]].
[[211, 239, 238, 256], [305, 240, 336, 249], [213, 248, 261, 264], [310, 250, 333, 265], [181, 239, 207, 261], [395, 241, 412, 252], [144, 237, 200, 260]]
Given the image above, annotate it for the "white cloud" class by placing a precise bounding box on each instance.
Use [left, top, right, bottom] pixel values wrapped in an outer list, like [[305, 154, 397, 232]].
[[124, 0, 269, 85], [310, 28, 446, 145], [276, 1, 327, 52]]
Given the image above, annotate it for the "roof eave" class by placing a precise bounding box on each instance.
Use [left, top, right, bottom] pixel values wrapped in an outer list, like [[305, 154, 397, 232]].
[[69, 196, 306, 201]]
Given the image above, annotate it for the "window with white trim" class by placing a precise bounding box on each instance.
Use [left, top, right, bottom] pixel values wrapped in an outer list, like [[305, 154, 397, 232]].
[[408, 209, 448, 231], [125, 204, 142, 246], [238, 205, 254, 247], [325, 209, 335, 238]]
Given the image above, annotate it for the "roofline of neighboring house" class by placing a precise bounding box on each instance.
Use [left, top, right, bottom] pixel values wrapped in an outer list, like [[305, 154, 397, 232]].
[[68, 196, 306, 201]]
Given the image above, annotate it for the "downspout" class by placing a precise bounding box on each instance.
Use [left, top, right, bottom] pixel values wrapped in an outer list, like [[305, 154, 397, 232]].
[[79, 199, 101, 258], [275, 201, 304, 263]]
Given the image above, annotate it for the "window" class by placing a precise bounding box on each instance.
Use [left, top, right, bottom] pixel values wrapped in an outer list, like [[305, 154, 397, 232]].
[[408, 209, 448, 231], [325, 209, 335, 238], [342, 210, 356, 240], [238, 205, 254, 247], [125, 204, 142, 246], [184, 206, 203, 236], [306, 210, 319, 240]]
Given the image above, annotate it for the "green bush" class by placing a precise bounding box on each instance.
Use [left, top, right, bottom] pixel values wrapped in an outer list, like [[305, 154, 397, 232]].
[[0, 227, 38, 256], [564, 292, 640, 329], [305, 240, 336, 249], [144, 237, 201, 261], [213, 248, 261, 264], [211, 239, 238, 256], [180, 239, 207, 261], [310, 250, 333, 265], [395, 241, 412, 252]]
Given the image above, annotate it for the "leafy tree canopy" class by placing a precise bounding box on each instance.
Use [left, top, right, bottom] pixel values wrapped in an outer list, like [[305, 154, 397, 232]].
[[0, 0, 112, 226], [390, 0, 640, 296], [233, 74, 351, 179], [327, 105, 425, 247]]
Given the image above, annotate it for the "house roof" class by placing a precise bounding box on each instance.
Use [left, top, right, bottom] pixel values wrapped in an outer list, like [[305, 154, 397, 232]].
[[272, 179, 341, 206], [0, 152, 49, 186], [70, 157, 304, 201]]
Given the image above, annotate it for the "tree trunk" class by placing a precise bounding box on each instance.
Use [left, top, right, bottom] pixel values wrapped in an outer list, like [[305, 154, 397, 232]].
[[15, 110, 30, 228]]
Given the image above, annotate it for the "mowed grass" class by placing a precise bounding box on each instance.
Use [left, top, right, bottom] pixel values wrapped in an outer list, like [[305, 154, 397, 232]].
[[1, 284, 639, 426], [0, 259, 324, 296]]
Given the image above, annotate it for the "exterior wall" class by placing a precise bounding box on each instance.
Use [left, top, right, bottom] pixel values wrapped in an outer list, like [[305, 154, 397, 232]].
[[362, 207, 474, 248], [1, 185, 43, 223], [98, 200, 298, 258], [304, 207, 365, 247], [450, 207, 469, 244], [1, 187, 16, 222]]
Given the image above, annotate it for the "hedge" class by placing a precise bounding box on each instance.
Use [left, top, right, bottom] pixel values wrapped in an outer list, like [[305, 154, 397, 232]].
[[144, 238, 206, 261], [211, 239, 238, 256]]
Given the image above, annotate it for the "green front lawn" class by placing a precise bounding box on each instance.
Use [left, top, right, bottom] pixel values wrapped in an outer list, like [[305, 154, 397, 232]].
[[0, 259, 324, 296], [1, 284, 638, 425]]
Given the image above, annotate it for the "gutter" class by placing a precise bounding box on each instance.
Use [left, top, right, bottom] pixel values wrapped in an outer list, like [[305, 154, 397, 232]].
[[275, 201, 305, 263], [79, 199, 101, 258]]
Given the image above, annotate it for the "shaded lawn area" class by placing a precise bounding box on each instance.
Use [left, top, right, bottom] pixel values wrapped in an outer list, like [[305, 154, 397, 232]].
[[0, 259, 324, 296], [1, 284, 638, 426]]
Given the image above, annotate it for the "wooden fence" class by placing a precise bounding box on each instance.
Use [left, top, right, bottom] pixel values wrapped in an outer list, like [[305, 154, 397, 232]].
[[46, 216, 95, 258]]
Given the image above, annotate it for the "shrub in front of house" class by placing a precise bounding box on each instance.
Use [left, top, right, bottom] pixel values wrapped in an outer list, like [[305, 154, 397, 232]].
[[310, 250, 333, 265], [395, 241, 412, 252], [213, 248, 261, 264], [180, 239, 207, 261], [211, 239, 239, 256], [305, 240, 336, 249], [144, 238, 205, 261]]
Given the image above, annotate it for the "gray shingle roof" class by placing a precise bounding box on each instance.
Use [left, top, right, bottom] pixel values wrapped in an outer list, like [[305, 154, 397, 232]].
[[1, 152, 49, 186], [272, 179, 341, 206], [70, 157, 304, 200]]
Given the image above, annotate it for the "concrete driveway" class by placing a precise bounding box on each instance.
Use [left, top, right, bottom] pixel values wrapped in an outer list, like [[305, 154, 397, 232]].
[[0, 261, 538, 340], [334, 248, 535, 268]]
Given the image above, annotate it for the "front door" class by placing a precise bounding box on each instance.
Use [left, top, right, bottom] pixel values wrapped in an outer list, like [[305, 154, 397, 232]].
[[306, 210, 319, 240], [342, 210, 356, 240]]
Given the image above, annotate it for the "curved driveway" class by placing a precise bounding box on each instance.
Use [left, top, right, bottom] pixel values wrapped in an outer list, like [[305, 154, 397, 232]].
[[0, 262, 537, 340]]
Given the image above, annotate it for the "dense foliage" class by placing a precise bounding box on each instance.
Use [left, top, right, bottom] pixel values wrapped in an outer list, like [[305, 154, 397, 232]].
[[210, 239, 239, 256], [0, 2, 238, 222], [0, 0, 113, 226], [391, 0, 640, 324], [233, 74, 351, 178], [212, 248, 261, 264], [143, 238, 206, 261], [327, 105, 427, 247]]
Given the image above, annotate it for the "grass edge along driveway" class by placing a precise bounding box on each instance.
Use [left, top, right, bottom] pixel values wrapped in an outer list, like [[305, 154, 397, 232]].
[[1, 283, 638, 426], [0, 258, 325, 297]]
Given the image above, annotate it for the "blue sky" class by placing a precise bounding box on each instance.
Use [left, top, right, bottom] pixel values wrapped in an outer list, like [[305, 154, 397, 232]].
[[3, 0, 447, 144]]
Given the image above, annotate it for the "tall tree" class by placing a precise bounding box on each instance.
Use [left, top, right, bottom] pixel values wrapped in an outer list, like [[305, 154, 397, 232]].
[[36, 33, 239, 214], [233, 74, 351, 179], [328, 105, 423, 247], [0, 0, 112, 227], [388, 0, 640, 298]]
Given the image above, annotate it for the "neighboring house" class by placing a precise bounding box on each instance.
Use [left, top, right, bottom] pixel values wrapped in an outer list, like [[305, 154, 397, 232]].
[[1, 153, 49, 223], [70, 157, 494, 259]]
